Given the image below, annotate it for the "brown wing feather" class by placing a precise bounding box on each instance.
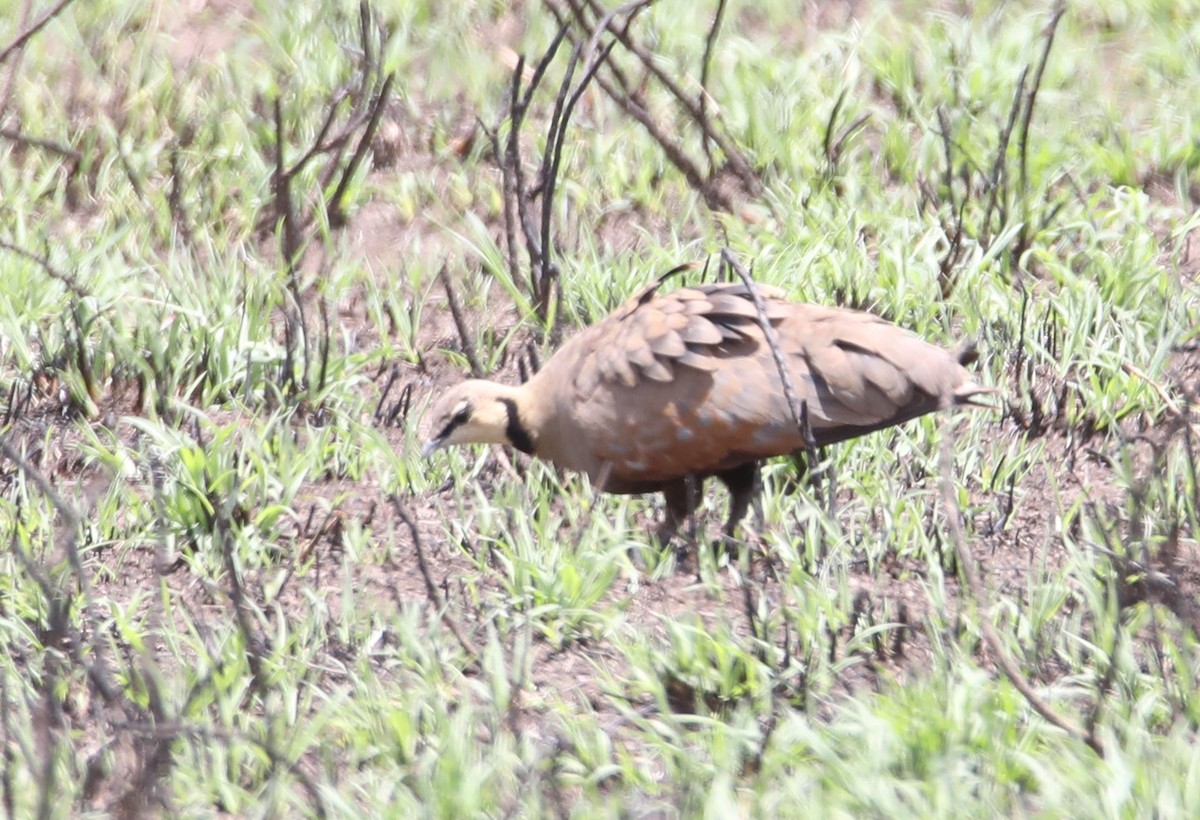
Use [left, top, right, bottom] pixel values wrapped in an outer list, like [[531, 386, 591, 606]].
[[539, 281, 982, 487], [790, 306, 966, 424]]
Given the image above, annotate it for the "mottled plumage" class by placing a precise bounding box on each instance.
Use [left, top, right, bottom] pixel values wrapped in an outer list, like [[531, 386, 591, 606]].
[[423, 278, 995, 541]]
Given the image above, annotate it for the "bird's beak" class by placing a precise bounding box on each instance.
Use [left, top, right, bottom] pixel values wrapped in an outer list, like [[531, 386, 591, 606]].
[[420, 436, 444, 459]]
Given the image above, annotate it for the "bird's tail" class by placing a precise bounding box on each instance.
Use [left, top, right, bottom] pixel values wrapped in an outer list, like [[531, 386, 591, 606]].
[[952, 380, 1002, 408], [950, 340, 1001, 408]]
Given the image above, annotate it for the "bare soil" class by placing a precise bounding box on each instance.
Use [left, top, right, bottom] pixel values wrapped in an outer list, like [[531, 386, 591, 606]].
[[5, 1, 1200, 810]]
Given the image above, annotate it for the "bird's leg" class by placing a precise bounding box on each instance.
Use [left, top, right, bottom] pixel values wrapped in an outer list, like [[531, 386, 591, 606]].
[[655, 477, 699, 549], [717, 461, 762, 539]]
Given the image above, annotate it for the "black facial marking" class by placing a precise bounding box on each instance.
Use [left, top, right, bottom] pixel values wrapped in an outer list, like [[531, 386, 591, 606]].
[[437, 403, 471, 442], [498, 397, 535, 455]]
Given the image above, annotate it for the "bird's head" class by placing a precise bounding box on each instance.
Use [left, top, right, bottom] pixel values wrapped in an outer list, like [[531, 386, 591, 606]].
[[421, 379, 528, 457]]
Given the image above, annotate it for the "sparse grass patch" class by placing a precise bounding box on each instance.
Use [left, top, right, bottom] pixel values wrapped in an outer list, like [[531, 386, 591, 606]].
[[1, 0, 1199, 815]]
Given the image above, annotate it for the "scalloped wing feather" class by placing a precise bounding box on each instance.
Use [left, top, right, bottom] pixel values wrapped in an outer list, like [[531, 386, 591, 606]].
[[536, 281, 984, 486]]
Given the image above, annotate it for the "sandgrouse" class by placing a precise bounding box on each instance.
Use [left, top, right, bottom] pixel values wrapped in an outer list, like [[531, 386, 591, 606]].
[[423, 274, 994, 542]]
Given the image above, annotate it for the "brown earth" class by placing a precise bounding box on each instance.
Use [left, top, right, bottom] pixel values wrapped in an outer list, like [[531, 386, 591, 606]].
[[4, 0, 1200, 811]]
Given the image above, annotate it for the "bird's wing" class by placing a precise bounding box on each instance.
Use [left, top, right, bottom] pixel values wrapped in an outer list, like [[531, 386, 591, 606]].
[[777, 306, 959, 427], [571, 281, 789, 395], [551, 282, 980, 483]]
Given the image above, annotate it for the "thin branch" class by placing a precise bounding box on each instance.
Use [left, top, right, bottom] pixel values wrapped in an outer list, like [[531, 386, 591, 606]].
[[507, 26, 570, 274], [483, 115, 523, 296], [0, 0, 78, 65], [937, 421, 1103, 756], [935, 106, 956, 210], [981, 68, 1027, 247], [390, 497, 481, 663], [167, 128, 196, 247], [1013, 0, 1066, 268], [0, 0, 32, 121], [548, 0, 735, 211], [719, 250, 826, 507], [698, 0, 729, 174], [285, 88, 353, 180], [213, 488, 271, 695], [114, 721, 329, 819], [536, 41, 582, 316], [0, 239, 89, 299], [326, 72, 395, 227], [0, 435, 126, 705], [439, 262, 484, 378], [537, 31, 621, 318], [0, 126, 81, 161], [271, 96, 300, 267], [719, 250, 808, 434], [495, 11, 624, 326], [578, 0, 758, 193]]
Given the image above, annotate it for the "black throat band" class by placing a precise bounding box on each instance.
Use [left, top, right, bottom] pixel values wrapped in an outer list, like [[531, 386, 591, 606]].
[[498, 398, 535, 455]]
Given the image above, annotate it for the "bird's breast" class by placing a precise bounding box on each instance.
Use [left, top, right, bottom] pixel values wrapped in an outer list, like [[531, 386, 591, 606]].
[[571, 369, 793, 484]]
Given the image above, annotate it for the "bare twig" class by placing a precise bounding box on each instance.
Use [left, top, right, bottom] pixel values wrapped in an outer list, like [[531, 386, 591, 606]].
[[494, 8, 635, 329], [980, 68, 1027, 247], [929, 108, 968, 298], [538, 27, 624, 317], [1122, 361, 1186, 418], [114, 721, 329, 819], [439, 263, 484, 378], [316, 292, 332, 396], [265, 507, 339, 608], [0, 0, 78, 65], [720, 250, 827, 507], [0, 0, 32, 121], [0, 240, 88, 299], [167, 123, 196, 248], [375, 372, 414, 429], [516, 339, 541, 384], [935, 106, 957, 211], [390, 497, 480, 662], [799, 399, 826, 514], [1, 379, 33, 427], [698, 0, 729, 174], [257, 1, 392, 252], [273, 93, 310, 397], [1013, 1, 1066, 268], [578, 0, 759, 194], [271, 96, 301, 267], [285, 88, 354, 182], [0, 126, 81, 161], [326, 72, 395, 227], [937, 421, 1103, 756], [486, 115, 524, 300], [534, 41, 583, 317], [506, 28, 569, 269], [0, 437, 188, 815], [0, 434, 126, 704], [212, 487, 271, 695], [554, 0, 735, 208]]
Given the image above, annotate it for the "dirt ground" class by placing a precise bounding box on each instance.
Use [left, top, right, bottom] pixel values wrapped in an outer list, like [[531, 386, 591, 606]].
[[5, 3, 1200, 810]]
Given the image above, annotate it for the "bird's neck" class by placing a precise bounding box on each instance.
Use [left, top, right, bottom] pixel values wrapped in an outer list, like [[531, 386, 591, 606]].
[[510, 367, 575, 457], [492, 380, 545, 456]]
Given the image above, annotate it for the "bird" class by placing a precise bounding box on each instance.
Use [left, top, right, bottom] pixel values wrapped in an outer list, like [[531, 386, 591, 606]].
[[422, 270, 995, 544]]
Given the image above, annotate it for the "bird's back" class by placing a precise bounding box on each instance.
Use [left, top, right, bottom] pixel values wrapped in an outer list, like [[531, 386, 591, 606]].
[[529, 281, 988, 489]]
